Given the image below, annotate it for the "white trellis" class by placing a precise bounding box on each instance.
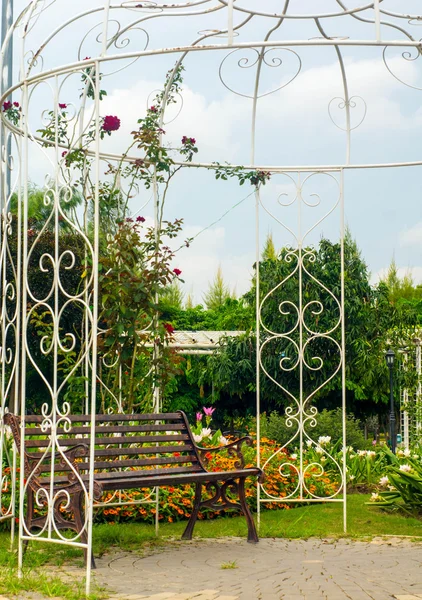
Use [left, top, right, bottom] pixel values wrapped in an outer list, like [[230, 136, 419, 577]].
[[0, 1, 422, 595], [401, 335, 422, 450]]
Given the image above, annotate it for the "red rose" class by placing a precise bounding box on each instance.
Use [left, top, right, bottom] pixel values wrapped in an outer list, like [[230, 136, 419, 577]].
[[164, 323, 174, 334], [173, 268, 182, 276], [2, 101, 12, 111], [59, 103, 67, 109], [102, 115, 121, 132]]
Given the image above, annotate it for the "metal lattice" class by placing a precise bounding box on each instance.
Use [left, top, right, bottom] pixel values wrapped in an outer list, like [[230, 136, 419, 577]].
[[1, 1, 422, 594]]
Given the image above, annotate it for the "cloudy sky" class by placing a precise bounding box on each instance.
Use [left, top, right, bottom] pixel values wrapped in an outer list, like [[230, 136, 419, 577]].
[[6, 0, 422, 302]]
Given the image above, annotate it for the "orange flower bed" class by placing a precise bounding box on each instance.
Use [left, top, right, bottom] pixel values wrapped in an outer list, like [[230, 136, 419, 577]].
[[92, 436, 339, 525]]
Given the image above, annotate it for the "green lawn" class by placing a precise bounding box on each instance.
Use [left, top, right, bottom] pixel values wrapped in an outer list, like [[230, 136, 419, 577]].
[[1, 495, 422, 599]]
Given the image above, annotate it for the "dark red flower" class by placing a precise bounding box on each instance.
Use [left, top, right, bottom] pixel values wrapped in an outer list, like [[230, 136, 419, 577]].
[[149, 106, 158, 113], [2, 101, 12, 111], [59, 103, 67, 109], [173, 268, 182, 276], [102, 115, 121, 132], [13, 102, 19, 107], [83, 56, 91, 60], [164, 323, 174, 334], [61, 151, 68, 157], [136, 216, 145, 222]]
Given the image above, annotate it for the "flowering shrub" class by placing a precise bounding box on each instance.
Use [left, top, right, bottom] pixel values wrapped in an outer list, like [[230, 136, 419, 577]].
[[369, 448, 422, 516], [2, 100, 21, 125]]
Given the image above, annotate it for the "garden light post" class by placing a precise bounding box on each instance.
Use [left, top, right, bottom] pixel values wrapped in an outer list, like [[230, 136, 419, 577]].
[[385, 349, 396, 454]]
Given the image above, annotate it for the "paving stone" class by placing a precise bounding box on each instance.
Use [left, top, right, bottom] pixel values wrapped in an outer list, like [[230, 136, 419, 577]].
[[19, 538, 422, 599]]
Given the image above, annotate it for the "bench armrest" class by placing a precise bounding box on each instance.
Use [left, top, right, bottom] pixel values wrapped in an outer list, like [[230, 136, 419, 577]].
[[195, 436, 253, 470]]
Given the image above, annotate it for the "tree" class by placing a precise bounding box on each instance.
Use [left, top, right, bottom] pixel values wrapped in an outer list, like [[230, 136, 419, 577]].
[[203, 266, 232, 310], [262, 232, 277, 261], [160, 281, 185, 310]]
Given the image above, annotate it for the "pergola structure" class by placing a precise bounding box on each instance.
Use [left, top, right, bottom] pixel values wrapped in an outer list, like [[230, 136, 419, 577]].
[[0, 1, 422, 595], [163, 330, 245, 355]]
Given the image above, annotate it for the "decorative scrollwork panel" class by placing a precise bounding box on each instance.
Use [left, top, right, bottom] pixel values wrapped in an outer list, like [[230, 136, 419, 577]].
[[258, 171, 345, 505]]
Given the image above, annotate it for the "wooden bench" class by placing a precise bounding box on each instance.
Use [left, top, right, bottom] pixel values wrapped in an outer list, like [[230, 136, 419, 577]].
[[4, 411, 263, 565]]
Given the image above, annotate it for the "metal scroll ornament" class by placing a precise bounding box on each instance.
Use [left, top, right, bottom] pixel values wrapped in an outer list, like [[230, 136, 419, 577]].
[[258, 172, 344, 502]]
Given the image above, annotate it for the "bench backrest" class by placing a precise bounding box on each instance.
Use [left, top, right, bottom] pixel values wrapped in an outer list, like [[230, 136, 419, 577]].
[[4, 411, 206, 480]]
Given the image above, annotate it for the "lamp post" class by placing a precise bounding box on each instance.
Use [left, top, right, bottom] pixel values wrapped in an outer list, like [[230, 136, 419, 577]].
[[385, 348, 396, 454]]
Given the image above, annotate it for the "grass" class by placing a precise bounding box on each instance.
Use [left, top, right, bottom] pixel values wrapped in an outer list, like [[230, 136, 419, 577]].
[[221, 561, 238, 569], [1, 494, 422, 598]]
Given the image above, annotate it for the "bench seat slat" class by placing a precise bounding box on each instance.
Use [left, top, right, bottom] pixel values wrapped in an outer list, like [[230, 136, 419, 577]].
[[25, 423, 187, 435], [24, 413, 183, 424], [38, 467, 260, 490], [25, 434, 191, 448], [30, 454, 200, 474], [27, 444, 195, 459]]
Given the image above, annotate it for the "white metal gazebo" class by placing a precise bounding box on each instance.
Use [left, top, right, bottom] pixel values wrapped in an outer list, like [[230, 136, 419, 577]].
[[1, 1, 422, 594]]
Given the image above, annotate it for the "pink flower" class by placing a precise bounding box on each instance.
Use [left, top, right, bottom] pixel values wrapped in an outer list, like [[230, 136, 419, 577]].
[[136, 216, 145, 222], [102, 115, 121, 132], [59, 103, 67, 109], [196, 412, 203, 422], [2, 101, 12, 111], [182, 136, 196, 145], [173, 268, 182, 276], [203, 407, 215, 417]]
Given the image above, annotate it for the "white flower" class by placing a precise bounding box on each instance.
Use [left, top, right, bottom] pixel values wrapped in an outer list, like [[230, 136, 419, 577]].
[[349, 475, 355, 481], [318, 436, 331, 446], [193, 434, 203, 444], [388, 485, 396, 491], [397, 449, 405, 457], [399, 464, 412, 473], [306, 440, 313, 448], [320, 456, 326, 463], [290, 453, 297, 460], [219, 436, 228, 446], [201, 428, 212, 438], [403, 449, 411, 457], [366, 451, 376, 458], [413, 454, 419, 460], [358, 450, 367, 457], [379, 476, 389, 486], [371, 492, 381, 502], [315, 445, 324, 455]]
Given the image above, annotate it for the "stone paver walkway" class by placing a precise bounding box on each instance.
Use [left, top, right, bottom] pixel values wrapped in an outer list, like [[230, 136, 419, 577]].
[[89, 537, 422, 600]]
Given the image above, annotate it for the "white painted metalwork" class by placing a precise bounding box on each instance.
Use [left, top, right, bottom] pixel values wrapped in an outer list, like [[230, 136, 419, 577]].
[[0, 1, 422, 595], [401, 336, 422, 450]]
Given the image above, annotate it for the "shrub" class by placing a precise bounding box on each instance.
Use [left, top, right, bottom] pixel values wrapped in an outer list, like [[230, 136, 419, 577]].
[[259, 408, 368, 449]]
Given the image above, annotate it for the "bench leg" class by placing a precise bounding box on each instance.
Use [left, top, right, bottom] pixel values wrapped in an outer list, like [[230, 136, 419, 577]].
[[238, 478, 258, 543], [181, 482, 202, 541]]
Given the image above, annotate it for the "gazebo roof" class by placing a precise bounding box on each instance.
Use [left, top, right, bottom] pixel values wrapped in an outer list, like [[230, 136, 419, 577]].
[[169, 331, 245, 354]]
